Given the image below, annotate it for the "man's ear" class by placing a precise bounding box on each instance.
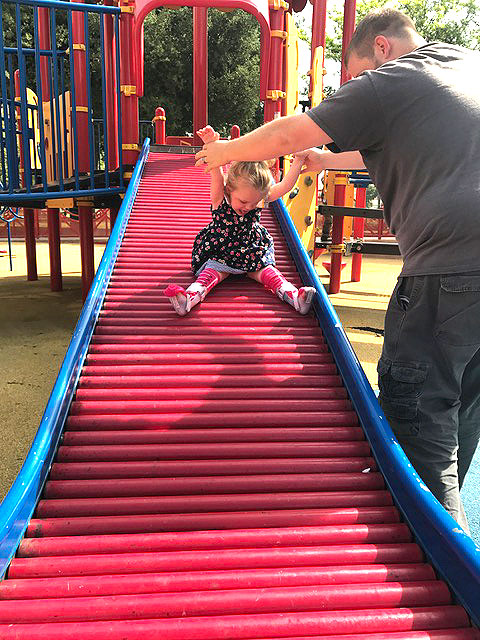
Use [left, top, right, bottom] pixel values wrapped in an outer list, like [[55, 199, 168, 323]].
[[373, 34, 392, 62]]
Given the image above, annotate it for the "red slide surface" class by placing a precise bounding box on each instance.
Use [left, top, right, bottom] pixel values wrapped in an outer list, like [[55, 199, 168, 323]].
[[0, 152, 478, 639]]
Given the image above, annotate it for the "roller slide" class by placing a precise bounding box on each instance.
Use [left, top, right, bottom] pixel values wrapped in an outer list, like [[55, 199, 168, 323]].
[[0, 141, 479, 638]]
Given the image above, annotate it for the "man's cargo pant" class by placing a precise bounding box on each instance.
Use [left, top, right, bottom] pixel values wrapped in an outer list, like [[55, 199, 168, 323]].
[[378, 272, 480, 533]]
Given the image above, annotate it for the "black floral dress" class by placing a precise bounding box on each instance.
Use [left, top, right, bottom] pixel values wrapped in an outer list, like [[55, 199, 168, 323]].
[[191, 197, 276, 275]]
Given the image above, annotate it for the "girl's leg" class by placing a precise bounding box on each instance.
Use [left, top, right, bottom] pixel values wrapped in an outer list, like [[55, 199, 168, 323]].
[[164, 268, 228, 316], [251, 266, 316, 315]]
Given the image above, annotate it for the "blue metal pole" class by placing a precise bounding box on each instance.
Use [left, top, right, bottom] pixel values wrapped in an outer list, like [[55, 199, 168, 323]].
[[33, 6, 49, 189], [114, 15, 123, 187], [3, 0, 120, 15], [83, 12, 95, 189], [66, 9, 80, 190], [15, 4, 33, 190], [49, 7, 64, 190], [99, 15, 110, 186]]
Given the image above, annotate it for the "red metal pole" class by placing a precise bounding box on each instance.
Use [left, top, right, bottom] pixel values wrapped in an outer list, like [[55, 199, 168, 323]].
[[119, 0, 139, 167], [110, 205, 119, 231], [71, 0, 90, 173], [193, 7, 208, 146], [351, 186, 366, 282], [154, 107, 166, 145], [329, 177, 347, 294], [329, 0, 356, 293], [38, 8, 51, 102], [24, 210, 38, 281], [103, 0, 118, 170], [78, 200, 95, 300], [230, 125, 240, 139], [341, 0, 357, 85], [264, 6, 286, 123], [310, 0, 327, 95], [47, 208, 62, 291]]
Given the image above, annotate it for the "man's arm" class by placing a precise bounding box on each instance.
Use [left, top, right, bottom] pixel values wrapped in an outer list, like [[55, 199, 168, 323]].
[[195, 114, 333, 171], [300, 148, 366, 173]]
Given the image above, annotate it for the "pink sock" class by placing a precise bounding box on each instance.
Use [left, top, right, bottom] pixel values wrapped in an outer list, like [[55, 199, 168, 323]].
[[196, 267, 221, 293], [260, 266, 295, 295], [260, 266, 315, 315]]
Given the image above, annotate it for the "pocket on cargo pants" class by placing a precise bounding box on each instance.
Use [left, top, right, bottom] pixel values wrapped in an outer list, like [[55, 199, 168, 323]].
[[377, 357, 429, 436]]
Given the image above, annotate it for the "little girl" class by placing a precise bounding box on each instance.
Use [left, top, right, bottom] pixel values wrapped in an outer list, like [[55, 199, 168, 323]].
[[164, 125, 315, 316]]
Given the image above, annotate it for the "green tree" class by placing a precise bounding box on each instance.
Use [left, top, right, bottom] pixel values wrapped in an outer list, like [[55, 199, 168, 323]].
[[141, 7, 264, 136], [325, 0, 480, 63]]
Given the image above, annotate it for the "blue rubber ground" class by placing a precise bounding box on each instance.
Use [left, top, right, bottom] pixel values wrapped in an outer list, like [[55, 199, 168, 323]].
[[461, 444, 480, 546]]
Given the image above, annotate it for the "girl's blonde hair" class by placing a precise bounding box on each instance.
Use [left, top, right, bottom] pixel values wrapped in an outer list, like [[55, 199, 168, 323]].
[[225, 161, 273, 197]]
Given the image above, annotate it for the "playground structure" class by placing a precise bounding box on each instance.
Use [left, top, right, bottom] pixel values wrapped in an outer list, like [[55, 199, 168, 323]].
[[1, 0, 480, 636], [0, 0, 393, 294]]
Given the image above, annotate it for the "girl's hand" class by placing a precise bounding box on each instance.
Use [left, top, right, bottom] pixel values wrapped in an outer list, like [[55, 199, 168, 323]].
[[197, 126, 220, 145], [292, 150, 309, 162], [195, 140, 230, 172]]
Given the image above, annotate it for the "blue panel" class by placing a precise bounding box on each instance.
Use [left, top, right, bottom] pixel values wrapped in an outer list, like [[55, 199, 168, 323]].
[[0, 138, 150, 578], [272, 196, 480, 624]]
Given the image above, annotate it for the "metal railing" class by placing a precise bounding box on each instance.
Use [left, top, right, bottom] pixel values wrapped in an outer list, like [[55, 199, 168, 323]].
[[0, 0, 124, 204]]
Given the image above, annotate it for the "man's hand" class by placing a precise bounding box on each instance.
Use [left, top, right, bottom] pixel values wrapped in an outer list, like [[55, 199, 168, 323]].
[[298, 148, 330, 174], [195, 140, 230, 172]]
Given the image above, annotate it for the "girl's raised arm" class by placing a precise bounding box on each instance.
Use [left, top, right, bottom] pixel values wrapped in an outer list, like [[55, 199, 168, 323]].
[[197, 126, 225, 208], [267, 151, 308, 202]]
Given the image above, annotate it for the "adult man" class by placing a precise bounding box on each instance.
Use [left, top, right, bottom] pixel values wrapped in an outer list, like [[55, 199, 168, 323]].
[[196, 8, 480, 532]]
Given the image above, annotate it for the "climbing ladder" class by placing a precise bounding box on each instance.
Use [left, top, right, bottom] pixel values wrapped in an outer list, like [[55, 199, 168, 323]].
[[0, 152, 478, 639]]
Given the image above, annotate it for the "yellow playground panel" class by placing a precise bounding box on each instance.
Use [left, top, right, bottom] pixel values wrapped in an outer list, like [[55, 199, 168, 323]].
[[282, 33, 324, 256]]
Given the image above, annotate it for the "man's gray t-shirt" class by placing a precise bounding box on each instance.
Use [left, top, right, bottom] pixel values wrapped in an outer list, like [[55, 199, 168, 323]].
[[306, 43, 480, 276]]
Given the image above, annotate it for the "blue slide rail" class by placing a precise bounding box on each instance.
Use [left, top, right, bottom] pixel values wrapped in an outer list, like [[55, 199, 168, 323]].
[[273, 197, 480, 626], [0, 138, 150, 577]]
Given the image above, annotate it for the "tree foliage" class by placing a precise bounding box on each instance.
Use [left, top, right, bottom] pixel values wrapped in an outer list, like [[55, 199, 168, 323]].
[[141, 7, 264, 136], [325, 0, 480, 63]]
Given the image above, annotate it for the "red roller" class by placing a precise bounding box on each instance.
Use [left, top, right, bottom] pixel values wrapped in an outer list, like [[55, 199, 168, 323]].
[[64, 411, 359, 429], [49, 457, 378, 479], [69, 398, 351, 415], [0, 564, 435, 600], [0, 607, 470, 639], [56, 441, 370, 461], [8, 543, 424, 579], [43, 472, 384, 498], [0, 582, 452, 624], [77, 374, 342, 388], [34, 490, 393, 517], [17, 524, 411, 557], [74, 386, 348, 400], [61, 427, 364, 445], [25, 507, 402, 538]]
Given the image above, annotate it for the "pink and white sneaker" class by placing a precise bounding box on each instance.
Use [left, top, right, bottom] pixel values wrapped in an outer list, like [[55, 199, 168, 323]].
[[279, 286, 316, 315], [164, 284, 206, 316]]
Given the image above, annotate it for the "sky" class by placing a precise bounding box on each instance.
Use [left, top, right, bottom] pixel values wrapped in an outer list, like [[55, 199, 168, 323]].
[[296, 0, 344, 99]]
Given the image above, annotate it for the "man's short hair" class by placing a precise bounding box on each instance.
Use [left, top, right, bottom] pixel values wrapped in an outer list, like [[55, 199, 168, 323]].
[[345, 8, 417, 65]]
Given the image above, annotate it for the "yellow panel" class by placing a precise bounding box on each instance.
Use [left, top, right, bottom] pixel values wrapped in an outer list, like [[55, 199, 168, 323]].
[[310, 45, 324, 108], [284, 12, 299, 117], [283, 156, 317, 254], [43, 92, 74, 182]]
